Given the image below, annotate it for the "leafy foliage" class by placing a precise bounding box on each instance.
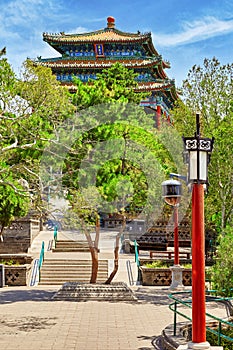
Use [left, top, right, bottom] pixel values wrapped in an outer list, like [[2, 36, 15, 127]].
[[0, 55, 75, 229], [172, 57, 233, 230], [0, 174, 30, 236], [207, 327, 233, 350], [72, 62, 148, 108], [210, 226, 233, 296], [62, 63, 178, 223]]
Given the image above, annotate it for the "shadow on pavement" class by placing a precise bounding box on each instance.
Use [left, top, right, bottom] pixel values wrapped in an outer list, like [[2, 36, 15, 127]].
[[0, 288, 57, 304]]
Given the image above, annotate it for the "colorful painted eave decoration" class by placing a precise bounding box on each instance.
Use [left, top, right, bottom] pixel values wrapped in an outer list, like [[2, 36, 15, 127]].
[[36, 57, 163, 69], [135, 81, 175, 91], [59, 80, 176, 92]]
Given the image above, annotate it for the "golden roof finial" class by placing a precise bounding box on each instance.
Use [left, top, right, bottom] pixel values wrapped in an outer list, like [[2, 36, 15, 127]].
[[107, 16, 115, 29]]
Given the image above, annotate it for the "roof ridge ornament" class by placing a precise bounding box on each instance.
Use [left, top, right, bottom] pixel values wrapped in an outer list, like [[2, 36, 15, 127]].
[[107, 16, 115, 29]]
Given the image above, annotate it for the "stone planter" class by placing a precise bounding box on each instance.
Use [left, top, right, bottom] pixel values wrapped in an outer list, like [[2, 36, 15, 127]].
[[4, 265, 31, 286], [140, 266, 192, 286]]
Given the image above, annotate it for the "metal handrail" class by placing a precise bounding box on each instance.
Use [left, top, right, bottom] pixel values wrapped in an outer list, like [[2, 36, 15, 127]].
[[38, 241, 45, 282], [126, 260, 134, 286], [169, 290, 233, 346], [134, 240, 142, 283], [30, 258, 39, 286], [134, 240, 140, 267], [54, 225, 58, 248]]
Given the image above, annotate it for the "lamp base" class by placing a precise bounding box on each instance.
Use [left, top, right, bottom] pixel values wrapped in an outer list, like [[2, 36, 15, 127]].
[[177, 342, 222, 350], [170, 264, 184, 290]]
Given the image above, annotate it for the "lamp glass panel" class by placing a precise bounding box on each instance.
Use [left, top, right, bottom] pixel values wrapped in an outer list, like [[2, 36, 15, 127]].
[[189, 151, 197, 180], [199, 151, 207, 181]]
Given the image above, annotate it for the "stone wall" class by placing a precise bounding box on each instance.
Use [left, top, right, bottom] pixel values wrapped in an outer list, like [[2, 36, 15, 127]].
[[140, 267, 192, 286], [4, 265, 31, 286], [0, 219, 40, 254]]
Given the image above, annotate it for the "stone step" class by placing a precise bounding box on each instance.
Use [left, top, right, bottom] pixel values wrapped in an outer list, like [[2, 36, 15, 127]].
[[41, 265, 107, 270], [40, 276, 108, 284], [42, 259, 108, 266], [52, 282, 137, 301], [40, 273, 108, 282], [42, 260, 108, 270], [39, 278, 107, 285], [41, 271, 107, 280], [41, 270, 107, 275], [39, 274, 108, 284], [52, 248, 90, 252], [40, 272, 107, 277], [53, 240, 90, 252], [55, 240, 89, 245]]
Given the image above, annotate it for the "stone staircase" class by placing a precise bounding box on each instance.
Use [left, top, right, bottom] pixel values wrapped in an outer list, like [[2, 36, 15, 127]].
[[39, 258, 109, 285], [39, 239, 108, 285]]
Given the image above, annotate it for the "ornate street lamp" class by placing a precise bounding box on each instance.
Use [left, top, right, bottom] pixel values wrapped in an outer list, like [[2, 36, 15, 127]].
[[162, 179, 182, 207], [183, 115, 214, 185], [183, 113, 214, 349], [162, 179, 183, 289]]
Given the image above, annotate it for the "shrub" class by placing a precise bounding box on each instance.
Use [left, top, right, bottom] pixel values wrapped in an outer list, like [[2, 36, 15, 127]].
[[210, 226, 233, 297]]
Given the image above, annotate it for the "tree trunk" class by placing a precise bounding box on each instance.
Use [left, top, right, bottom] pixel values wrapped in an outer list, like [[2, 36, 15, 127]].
[[83, 217, 101, 284], [105, 217, 126, 284], [83, 226, 99, 284], [105, 242, 119, 285], [0, 221, 7, 242], [89, 218, 100, 283], [90, 246, 99, 284], [0, 225, 4, 242]]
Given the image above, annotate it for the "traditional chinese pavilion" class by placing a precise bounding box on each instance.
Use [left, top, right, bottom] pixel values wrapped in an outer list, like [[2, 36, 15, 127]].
[[35, 16, 178, 125]]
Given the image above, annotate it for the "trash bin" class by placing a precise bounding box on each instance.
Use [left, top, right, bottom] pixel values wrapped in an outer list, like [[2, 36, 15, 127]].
[[0, 264, 5, 287]]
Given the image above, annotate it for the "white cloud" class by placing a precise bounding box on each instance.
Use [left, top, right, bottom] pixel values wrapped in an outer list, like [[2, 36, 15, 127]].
[[152, 16, 233, 47], [66, 27, 89, 34]]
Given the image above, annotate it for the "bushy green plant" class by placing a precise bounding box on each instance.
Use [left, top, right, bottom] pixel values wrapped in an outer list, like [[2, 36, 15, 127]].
[[210, 226, 233, 296], [182, 263, 192, 269], [144, 260, 169, 268], [0, 259, 19, 266], [207, 327, 233, 350], [143, 261, 192, 269]]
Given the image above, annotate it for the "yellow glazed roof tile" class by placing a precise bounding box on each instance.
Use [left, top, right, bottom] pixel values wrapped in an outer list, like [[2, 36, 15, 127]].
[[43, 29, 150, 43]]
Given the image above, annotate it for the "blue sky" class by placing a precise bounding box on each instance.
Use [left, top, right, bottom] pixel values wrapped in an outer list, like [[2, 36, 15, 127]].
[[1, 0, 233, 87]]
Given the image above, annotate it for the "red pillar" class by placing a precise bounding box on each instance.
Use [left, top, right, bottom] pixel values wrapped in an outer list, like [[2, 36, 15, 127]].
[[174, 206, 179, 265], [156, 105, 161, 129], [192, 184, 206, 343]]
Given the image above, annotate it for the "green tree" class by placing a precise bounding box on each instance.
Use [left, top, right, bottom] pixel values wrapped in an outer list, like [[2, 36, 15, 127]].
[[0, 55, 75, 227], [72, 62, 147, 108], [172, 57, 233, 231], [60, 64, 179, 283], [0, 171, 30, 240]]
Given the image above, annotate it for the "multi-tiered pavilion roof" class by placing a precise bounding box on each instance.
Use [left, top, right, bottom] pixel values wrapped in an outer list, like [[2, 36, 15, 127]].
[[35, 16, 179, 124]]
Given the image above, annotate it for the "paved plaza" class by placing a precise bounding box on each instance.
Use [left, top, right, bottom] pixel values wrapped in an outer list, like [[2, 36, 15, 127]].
[[0, 229, 229, 350], [0, 285, 176, 350]]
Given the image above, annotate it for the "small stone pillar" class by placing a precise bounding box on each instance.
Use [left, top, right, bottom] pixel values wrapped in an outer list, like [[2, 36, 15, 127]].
[[170, 265, 184, 290]]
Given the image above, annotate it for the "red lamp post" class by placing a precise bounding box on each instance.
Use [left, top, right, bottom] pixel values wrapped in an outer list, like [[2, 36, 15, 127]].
[[183, 114, 214, 348], [173, 205, 179, 266]]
